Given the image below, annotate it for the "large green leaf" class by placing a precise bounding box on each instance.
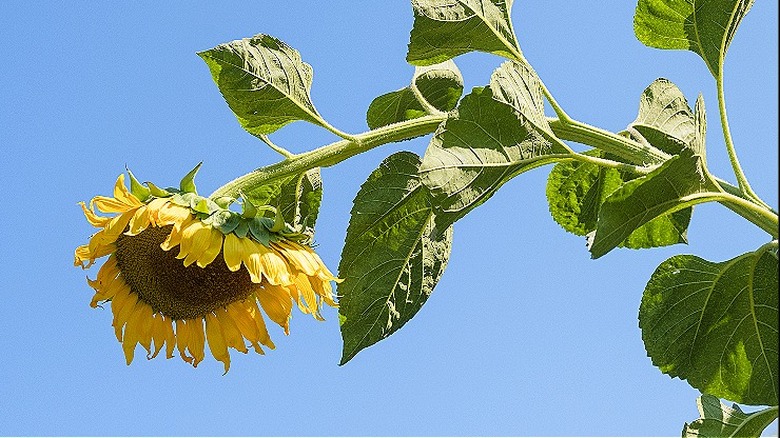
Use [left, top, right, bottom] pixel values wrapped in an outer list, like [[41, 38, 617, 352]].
[[407, 0, 520, 65], [420, 61, 568, 227], [546, 150, 692, 250], [588, 148, 720, 258], [242, 169, 323, 231], [629, 78, 697, 155], [640, 245, 779, 406], [366, 61, 463, 130], [683, 394, 779, 438], [199, 34, 327, 135], [634, 0, 755, 77], [338, 152, 453, 365]]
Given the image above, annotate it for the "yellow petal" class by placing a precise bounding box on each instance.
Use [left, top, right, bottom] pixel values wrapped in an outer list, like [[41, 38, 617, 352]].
[[112, 286, 137, 342], [160, 216, 193, 252], [248, 298, 275, 349], [79, 202, 111, 228], [244, 241, 266, 283], [149, 315, 167, 359], [178, 221, 211, 267], [175, 320, 194, 365], [205, 313, 230, 374], [275, 241, 318, 276], [121, 301, 145, 364], [259, 245, 292, 286], [112, 174, 142, 208], [256, 284, 294, 334], [155, 202, 191, 227], [196, 229, 224, 268], [223, 233, 244, 272], [188, 319, 206, 367], [216, 308, 248, 354], [164, 316, 176, 359], [125, 205, 151, 236], [292, 271, 322, 319]]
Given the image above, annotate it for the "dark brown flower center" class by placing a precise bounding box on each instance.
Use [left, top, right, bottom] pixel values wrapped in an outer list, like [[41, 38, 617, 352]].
[[114, 225, 257, 320]]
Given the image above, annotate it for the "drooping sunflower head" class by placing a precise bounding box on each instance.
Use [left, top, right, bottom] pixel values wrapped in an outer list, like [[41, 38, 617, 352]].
[[75, 165, 337, 373]]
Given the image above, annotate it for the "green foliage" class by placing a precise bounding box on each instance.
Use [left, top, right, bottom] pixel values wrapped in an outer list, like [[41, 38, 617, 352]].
[[683, 394, 779, 438], [338, 152, 452, 364], [367, 61, 464, 129], [546, 150, 693, 250], [634, 0, 755, 77], [640, 245, 779, 406], [198, 34, 327, 136], [407, 0, 520, 65], [194, 1, 778, 434]]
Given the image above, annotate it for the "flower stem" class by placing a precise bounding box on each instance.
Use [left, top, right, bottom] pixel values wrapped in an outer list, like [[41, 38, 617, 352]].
[[209, 114, 447, 200]]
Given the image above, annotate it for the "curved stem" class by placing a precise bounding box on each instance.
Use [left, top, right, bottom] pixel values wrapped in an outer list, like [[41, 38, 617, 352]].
[[710, 192, 779, 238], [716, 71, 768, 208], [209, 114, 447, 200]]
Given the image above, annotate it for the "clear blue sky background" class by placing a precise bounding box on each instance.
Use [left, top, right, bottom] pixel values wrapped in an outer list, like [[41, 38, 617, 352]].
[[0, 2, 777, 436]]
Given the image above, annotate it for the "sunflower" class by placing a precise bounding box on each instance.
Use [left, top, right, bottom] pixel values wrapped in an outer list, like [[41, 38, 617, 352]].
[[74, 168, 337, 373]]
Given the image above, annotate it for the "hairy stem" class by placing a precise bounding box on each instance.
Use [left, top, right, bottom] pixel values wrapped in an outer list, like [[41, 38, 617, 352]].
[[209, 114, 447, 199]]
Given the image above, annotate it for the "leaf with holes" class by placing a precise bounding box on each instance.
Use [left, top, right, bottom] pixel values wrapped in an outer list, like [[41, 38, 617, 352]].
[[407, 0, 520, 65], [634, 0, 755, 77], [199, 34, 328, 135], [338, 152, 453, 364], [640, 245, 779, 405]]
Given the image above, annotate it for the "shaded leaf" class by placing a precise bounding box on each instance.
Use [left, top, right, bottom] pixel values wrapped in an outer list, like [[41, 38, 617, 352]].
[[683, 394, 779, 437], [420, 86, 566, 228], [407, 0, 520, 65], [339, 152, 453, 364], [367, 61, 463, 129], [588, 148, 719, 259], [640, 245, 779, 405], [490, 59, 555, 140], [634, 0, 755, 77], [199, 34, 326, 135], [546, 150, 692, 250]]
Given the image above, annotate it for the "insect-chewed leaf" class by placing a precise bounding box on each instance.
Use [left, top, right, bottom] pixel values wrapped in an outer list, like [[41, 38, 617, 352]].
[[546, 150, 692, 250], [367, 60, 463, 130], [683, 394, 778, 438], [634, 0, 755, 77], [641, 245, 779, 406], [338, 152, 453, 365], [198, 34, 326, 135], [242, 169, 323, 231], [407, 0, 520, 65]]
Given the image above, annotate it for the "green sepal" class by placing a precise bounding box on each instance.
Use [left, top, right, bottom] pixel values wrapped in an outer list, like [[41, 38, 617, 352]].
[[249, 218, 272, 246], [146, 182, 171, 198], [179, 162, 202, 194], [240, 193, 258, 218], [269, 208, 285, 233], [213, 196, 236, 209], [234, 220, 250, 239], [191, 198, 212, 214], [207, 210, 241, 235], [170, 192, 197, 208], [126, 169, 151, 202]]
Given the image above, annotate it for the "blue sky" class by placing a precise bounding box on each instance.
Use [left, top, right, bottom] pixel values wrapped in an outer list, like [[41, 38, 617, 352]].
[[0, 2, 777, 436]]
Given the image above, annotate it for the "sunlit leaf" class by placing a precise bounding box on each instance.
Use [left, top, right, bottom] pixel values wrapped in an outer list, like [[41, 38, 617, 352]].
[[683, 394, 778, 438], [407, 0, 520, 65], [640, 245, 779, 405], [367, 60, 463, 129], [634, 0, 755, 77], [339, 152, 453, 364], [242, 169, 322, 231], [199, 34, 327, 135]]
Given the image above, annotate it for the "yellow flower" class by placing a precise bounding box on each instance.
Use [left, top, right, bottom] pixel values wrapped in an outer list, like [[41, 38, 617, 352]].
[[75, 173, 338, 373]]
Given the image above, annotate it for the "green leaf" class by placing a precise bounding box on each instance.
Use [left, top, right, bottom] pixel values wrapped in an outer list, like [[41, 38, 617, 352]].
[[241, 169, 323, 231], [640, 245, 779, 405], [588, 148, 719, 259], [683, 394, 779, 438], [407, 0, 520, 66], [366, 60, 464, 130], [633, 0, 755, 77], [198, 34, 327, 135], [546, 150, 692, 250], [420, 64, 568, 227], [489, 59, 555, 140], [179, 162, 202, 194], [629, 78, 697, 155], [338, 152, 453, 364]]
